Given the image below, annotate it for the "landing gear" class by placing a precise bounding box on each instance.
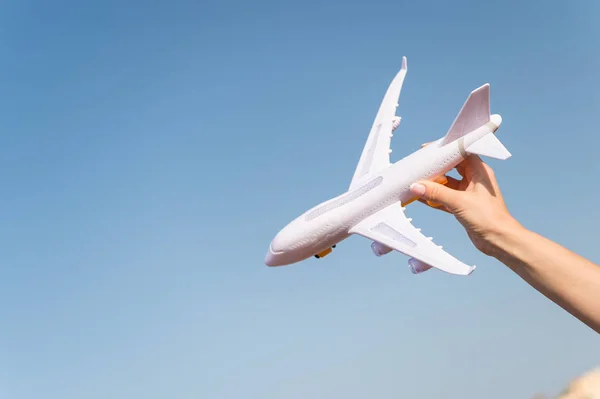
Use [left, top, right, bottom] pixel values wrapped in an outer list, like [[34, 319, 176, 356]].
[[314, 245, 336, 259]]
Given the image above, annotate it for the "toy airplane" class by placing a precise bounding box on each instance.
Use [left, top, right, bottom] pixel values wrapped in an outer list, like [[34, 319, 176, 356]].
[[264, 56, 510, 276]]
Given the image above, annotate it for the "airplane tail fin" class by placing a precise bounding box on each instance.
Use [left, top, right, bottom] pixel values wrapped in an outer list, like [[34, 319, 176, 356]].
[[441, 84, 491, 145]]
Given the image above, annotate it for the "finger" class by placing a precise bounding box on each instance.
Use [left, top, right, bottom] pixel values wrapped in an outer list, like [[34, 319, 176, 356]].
[[460, 155, 503, 195], [410, 180, 461, 212], [444, 175, 462, 190], [472, 162, 503, 198], [455, 161, 467, 178], [455, 154, 488, 182], [463, 154, 489, 178]]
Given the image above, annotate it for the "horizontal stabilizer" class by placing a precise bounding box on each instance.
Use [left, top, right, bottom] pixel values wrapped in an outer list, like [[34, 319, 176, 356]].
[[465, 133, 511, 160]]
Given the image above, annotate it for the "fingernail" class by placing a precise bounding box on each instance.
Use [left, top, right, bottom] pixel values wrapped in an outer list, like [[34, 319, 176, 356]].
[[410, 183, 426, 196]]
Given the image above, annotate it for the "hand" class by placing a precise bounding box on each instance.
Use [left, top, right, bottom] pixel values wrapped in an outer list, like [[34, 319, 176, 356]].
[[409, 147, 520, 257]]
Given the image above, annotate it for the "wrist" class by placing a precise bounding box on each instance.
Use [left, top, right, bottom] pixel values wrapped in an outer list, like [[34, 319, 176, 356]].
[[483, 214, 528, 260]]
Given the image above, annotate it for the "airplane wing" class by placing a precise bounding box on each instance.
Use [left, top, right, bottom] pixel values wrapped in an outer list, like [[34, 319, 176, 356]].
[[349, 203, 476, 276], [349, 57, 407, 191]]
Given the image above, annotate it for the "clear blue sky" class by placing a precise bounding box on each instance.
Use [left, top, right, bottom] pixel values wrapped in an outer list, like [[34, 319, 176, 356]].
[[0, 0, 598, 398]]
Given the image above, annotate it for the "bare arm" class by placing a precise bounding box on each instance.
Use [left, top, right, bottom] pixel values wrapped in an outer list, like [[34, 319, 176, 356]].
[[409, 153, 600, 333], [490, 221, 600, 333]]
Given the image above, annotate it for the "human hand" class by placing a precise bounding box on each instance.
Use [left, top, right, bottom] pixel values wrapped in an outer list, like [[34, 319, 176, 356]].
[[409, 146, 520, 257]]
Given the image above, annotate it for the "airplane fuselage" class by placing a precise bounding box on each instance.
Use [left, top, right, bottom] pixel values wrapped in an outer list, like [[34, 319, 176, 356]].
[[264, 116, 501, 267]]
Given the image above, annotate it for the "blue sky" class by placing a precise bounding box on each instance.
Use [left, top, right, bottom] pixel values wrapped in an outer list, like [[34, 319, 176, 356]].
[[0, 0, 598, 398]]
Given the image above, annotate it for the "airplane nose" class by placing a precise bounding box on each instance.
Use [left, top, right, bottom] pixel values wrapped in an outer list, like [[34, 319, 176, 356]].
[[264, 243, 283, 266], [265, 219, 305, 266], [265, 246, 276, 266]]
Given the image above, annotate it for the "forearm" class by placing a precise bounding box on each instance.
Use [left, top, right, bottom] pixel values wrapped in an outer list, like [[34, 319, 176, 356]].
[[490, 221, 600, 334]]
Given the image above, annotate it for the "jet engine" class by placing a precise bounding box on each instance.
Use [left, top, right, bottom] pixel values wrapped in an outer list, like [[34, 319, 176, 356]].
[[372, 243, 434, 274], [408, 258, 433, 274], [371, 241, 393, 256]]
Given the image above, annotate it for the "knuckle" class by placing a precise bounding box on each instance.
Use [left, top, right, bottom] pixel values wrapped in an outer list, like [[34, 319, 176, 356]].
[[482, 163, 495, 176], [428, 184, 440, 200]]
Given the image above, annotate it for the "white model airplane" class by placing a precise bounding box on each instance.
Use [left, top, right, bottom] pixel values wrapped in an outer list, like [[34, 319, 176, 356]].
[[265, 56, 510, 275]]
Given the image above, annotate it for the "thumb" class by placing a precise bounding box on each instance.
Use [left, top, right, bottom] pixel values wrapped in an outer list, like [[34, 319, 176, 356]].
[[409, 180, 460, 211]]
